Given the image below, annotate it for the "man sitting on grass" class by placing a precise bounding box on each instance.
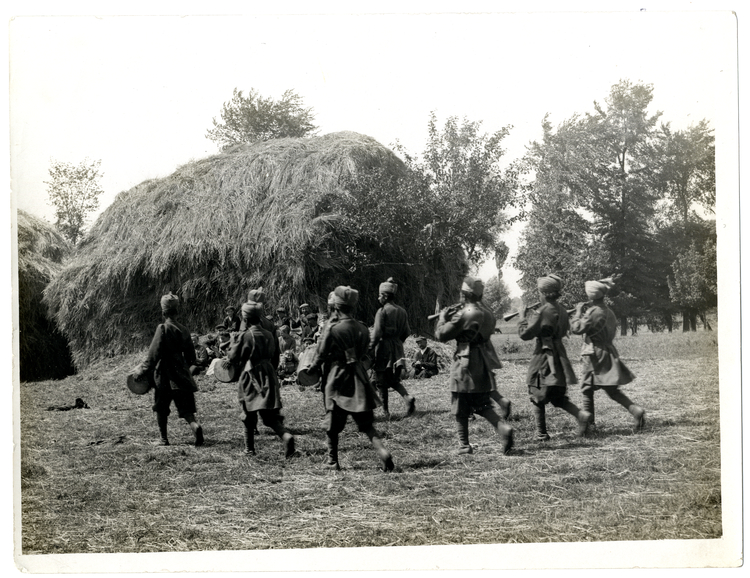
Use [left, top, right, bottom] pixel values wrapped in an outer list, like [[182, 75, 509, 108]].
[[409, 336, 439, 379]]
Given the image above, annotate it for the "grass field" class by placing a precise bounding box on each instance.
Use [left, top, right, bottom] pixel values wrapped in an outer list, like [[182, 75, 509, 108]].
[[18, 328, 721, 555]]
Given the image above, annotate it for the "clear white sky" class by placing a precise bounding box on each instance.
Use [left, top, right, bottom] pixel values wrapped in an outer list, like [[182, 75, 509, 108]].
[[8, 4, 735, 297]]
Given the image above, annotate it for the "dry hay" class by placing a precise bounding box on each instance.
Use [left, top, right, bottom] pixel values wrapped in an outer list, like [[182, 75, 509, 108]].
[[44, 132, 466, 368], [17, 210, 75, 381]]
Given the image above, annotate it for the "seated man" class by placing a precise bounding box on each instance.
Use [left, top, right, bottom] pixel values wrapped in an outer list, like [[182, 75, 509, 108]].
[[189, 333, 210, 375], [409, 336, 439, 379]]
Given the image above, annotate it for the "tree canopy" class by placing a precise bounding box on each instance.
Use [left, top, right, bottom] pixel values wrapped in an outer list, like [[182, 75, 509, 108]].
[[515, 80, 716, 332], [206, 88, 317, 149], [45, 158, 104, 245]]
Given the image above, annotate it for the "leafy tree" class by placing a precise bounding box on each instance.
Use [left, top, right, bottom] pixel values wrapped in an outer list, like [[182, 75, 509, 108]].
[[206, 88, 317, 149], [654, 120, 715, 223], [667, 235, 717, 331], [517, 81, 677, 334], [483, 275, 512, 318], [393, 113, 520, 308], [45, 158, 104, 245]]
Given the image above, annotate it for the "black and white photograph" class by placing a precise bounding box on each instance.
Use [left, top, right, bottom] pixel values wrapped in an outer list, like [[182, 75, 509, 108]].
[[5, 1, 744, 573]]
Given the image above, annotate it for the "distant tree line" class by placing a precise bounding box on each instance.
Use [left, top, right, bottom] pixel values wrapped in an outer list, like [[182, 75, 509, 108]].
[[514, 80, 715, 334], [43, 83, 715, 337]]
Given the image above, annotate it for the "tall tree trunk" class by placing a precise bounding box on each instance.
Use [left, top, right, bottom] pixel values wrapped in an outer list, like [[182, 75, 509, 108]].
[[699, 311, 712, 331], [682, 310, 691, 332], [663, 313, 673, 333], [620, 316, 628, 336], [689, 311, 698, 331]]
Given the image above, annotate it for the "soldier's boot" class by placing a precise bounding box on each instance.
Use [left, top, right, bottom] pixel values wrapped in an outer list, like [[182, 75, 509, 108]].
[[266, 417, 296, 458], [604, 388, 645, 431], [184, 413, 204, 447], [156, 413, 170, 446], [532, 403, 550, 441], [379, 386, 390, 418], [367, 429, 394, 472], [393, 382, 416, 416], [490, 390, 512, 420], [629, 405, 646, 431], [559, 399, 592, 438], [581, 389, 596, 426], [243, 422, 255, 455], [478, 408, 514, 455], [455, 416, 473, 454], [326, 433, 340, 470]]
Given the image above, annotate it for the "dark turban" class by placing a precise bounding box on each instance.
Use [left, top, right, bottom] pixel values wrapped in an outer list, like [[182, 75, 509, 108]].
[[160, 292, 179, 313], [379, 277, 398, 295], [461, 277, 484, 297], [332, 286, 359, 308], [247, 288, 265, 303], [242, 301, 263, 316], [537, 274, 563, 293]]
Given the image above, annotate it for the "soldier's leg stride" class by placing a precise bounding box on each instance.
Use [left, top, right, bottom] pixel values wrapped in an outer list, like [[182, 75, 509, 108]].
[[156, 413, 169, 446], [477, 407, 514, 455], [455, 416, 472, 454], [366, 428, 394, 472]]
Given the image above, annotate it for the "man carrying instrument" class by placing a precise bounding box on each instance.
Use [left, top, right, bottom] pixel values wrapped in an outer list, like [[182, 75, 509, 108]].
[[309, 286, 394, 472], [240, 288, 280, 370], [228, 301, 296, 458], [133, 292, 204, 447], [369, 277, 416, 418], [569, 278, 644, 431], [435, 277, 513, 455], [518, 274, 592, 441]]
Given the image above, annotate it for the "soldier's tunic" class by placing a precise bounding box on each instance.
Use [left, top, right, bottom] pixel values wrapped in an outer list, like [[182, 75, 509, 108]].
[[314, 315, 382, 431], [137, 318, 198, 418], [435, 302, 503, 417], [240, 314, 280, 369], [518, 301, 578, 405], [228, 324, 282, 417], [569, 304, 635, 387], [370, 301, 410, 374]]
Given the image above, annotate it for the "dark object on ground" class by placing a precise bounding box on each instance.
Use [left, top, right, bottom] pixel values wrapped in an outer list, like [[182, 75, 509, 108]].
[[47, 398, 89, 411]]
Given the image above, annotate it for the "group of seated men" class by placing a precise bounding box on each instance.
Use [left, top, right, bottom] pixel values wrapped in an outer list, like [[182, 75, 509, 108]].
[[189, 302, 440, 383], [188, 303, 323, 380]]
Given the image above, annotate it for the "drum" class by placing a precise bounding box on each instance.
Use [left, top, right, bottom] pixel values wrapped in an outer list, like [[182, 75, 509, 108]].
[[126, 373, 151, 395], [214, 359, 240, 383], [296, 346, 320, 387]]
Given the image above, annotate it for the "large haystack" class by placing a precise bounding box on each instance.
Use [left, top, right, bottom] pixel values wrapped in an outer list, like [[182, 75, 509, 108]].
[[45, 132, 465, 367], [17, 210, 75, 381]]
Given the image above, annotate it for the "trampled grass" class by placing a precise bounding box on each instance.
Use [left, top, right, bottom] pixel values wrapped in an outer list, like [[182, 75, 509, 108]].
[[19, 330, 721, 554]]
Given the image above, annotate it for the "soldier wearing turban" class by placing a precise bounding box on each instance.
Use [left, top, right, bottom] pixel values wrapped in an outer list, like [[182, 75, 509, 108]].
[[570, 278, 644, 431], [133, 292, 204, 447], [517, 275, 592, 441], [369, 277, 416, 418], [228, 300, 296, 458], [239, 288, 280, 369], [435, 276, 514, 455], [308, 286, 394, 471]]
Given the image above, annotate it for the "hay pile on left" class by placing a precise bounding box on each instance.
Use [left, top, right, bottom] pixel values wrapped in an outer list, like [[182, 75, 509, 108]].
[[44, 132, 464, 369], [17, 210, 75, 381]]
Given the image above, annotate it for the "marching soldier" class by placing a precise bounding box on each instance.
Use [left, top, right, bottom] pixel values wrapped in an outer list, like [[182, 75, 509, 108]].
[[518, 275, 591, 440], [133, 293, 204, 447], [435, 277, 513, 455], [228, 301, 296, 458], [369, 277, 416, 418], [569, 278, 644, 431], [309, 286, 394, 472]]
